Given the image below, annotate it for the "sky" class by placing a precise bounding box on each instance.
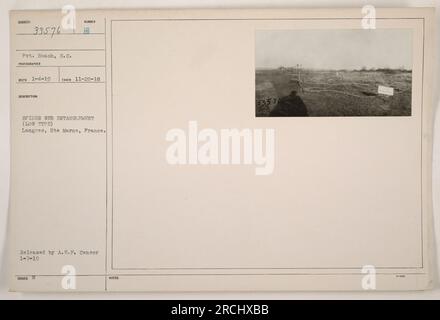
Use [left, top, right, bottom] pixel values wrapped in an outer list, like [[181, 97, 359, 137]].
[[255, 29, 412, 70]]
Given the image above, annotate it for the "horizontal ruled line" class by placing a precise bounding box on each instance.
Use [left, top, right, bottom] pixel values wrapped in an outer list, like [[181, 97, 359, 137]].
[[16, 65, 105, 68], [16, 49, 105, 51], [16, 81, 106, 84], [16, 32, 105, 36], [15, 272, 428, 277]]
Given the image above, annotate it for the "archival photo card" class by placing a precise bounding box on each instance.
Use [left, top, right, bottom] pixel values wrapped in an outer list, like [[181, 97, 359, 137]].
[[255, 29, 413, 117], [8, 8, 434, 292]]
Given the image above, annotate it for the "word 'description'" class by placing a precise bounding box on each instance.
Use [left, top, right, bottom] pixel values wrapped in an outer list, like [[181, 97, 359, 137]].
[[378, 85, 394, 96], [165, 121, 275, 175]]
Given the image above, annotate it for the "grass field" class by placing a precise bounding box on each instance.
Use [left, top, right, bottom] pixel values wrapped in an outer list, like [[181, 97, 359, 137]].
[[255, 69, 412, 117]]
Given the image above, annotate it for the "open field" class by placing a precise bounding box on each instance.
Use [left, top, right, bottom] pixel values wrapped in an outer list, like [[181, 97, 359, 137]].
[[255, 69, 412, 117]]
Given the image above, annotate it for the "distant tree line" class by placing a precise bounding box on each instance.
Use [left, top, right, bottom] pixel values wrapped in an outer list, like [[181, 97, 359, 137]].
[[358, 66, 412, 73]]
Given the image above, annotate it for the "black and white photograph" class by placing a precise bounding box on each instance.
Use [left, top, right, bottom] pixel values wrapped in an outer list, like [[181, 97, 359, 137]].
[[1, 1, 439, 302], [256, 29, 413, 117]]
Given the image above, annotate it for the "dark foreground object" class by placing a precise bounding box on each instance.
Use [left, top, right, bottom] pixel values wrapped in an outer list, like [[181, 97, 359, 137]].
[[270, 92, 309, 117]]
